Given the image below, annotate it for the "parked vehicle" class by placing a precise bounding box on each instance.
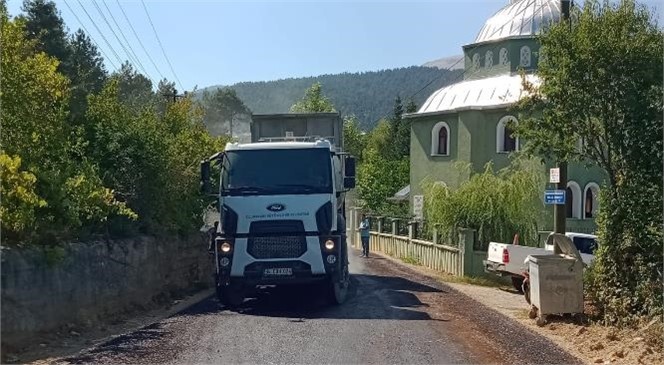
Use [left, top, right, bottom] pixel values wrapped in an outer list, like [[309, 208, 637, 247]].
[[200, 112, 356, 308], [483, 232, 598, 293]]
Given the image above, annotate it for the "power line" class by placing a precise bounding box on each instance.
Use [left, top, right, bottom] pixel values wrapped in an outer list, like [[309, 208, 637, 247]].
[[140, 0, 184, 90], [62, 0, 118, 70], [115, 0, 166, 81], [99, 0, 152, 79], [90, 0, 155, 85], [73, 0, 124, 67]]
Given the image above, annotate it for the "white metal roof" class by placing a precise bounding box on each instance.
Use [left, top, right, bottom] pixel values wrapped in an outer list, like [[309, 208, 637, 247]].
[[474, 0, 561, 44], [413, 73, 540, 116], [225, 140, 333, 151]]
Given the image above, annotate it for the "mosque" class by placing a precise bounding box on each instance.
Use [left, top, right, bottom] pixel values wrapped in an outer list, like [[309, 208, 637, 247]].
[[403, 0, 606, 233]]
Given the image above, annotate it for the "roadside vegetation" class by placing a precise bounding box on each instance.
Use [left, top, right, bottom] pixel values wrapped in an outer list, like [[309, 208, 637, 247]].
[[514, 0, 662, 333], [1, 1, 228, 245], [421, 157, 545, 250]]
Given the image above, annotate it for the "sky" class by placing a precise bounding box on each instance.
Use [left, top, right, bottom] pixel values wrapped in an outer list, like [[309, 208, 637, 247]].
[[7, 0, 663, 91]]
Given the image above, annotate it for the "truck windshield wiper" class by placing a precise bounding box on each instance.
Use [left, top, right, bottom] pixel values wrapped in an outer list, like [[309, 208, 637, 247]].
[[273, 184, 324, 192], [225, 186, 269, 194]]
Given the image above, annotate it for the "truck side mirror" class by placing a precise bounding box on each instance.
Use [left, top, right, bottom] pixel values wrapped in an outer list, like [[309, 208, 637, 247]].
[[344, 177, 356, 189], [344, 156, 356, 178], [200, 160, 211, 194]]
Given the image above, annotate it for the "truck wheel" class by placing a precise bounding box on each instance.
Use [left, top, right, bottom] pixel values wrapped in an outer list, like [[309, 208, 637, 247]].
[[511, 276, 524, 293], [219, 283, 245, 309], [328, 263, 349, 305]]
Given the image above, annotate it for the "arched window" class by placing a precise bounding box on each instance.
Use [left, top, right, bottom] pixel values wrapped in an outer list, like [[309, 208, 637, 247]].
[[472, 53, 481, 70], [584, 183, 600, 219], [566, 181, 582, 219], [499, 48, 509, 66], [431, 122, 450, 156], [520, 46, 531, 67], [496, 116, 518, 153], [485, 51, 494, 68]]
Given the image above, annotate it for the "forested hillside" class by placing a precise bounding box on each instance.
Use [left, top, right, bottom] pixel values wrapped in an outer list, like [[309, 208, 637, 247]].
[[201, 66, 463, 130]]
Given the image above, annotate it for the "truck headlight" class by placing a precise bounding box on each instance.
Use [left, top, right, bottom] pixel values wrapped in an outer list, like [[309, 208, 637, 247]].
[[220, 242, 232, 253], [324, 239, 335, 250]]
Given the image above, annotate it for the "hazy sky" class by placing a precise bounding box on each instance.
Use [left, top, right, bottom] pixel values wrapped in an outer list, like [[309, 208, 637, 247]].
[[6, 0, 663, 91]]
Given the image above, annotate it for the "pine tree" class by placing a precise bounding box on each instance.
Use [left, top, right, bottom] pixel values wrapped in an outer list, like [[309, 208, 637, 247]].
[[68, 29, 107, 123], [21, 0, 72, 74]]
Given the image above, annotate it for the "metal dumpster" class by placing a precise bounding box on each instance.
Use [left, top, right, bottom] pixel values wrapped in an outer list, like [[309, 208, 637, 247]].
[[526, 233, 584, 325]]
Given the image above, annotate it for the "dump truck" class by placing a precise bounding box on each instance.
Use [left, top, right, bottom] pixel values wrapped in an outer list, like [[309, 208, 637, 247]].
[[200, 112, 356, 308]]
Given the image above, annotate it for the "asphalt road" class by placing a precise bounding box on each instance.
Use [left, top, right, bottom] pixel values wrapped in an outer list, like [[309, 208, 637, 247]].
[[56, 246, 581, 365]]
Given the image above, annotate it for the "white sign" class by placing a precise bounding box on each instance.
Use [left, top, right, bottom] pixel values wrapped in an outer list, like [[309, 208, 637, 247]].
[[549, 168, 560, 184], [413, 195, 424, 220]]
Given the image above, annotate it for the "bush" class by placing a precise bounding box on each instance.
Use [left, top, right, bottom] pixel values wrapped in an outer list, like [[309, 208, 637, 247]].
[[422, 157, 545, 250]]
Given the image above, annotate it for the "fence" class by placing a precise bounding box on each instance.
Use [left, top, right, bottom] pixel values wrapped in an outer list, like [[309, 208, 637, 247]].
[[348, 208, 486, 277]]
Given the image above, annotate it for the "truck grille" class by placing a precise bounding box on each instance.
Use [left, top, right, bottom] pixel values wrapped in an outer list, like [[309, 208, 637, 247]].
[[248, 236, 307, 259], [247, 220, 307, 259]]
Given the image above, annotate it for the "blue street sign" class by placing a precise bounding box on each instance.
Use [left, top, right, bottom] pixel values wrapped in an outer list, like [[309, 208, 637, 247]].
[[544, 190, 566, 205]]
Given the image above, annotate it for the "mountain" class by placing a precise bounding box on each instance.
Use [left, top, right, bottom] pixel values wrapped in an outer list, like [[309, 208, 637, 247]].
[[422, 55, 465, 70], [199, 65, 463, 130]]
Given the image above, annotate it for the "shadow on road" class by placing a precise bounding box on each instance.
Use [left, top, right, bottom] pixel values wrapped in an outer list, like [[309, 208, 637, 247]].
[[177, 273, 449, 322]]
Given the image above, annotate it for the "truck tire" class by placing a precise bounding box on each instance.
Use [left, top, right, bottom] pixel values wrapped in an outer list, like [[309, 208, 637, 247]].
[[218, 282, 245, 309], [327, 265, 349, 305], [511, 276, 524, 293]]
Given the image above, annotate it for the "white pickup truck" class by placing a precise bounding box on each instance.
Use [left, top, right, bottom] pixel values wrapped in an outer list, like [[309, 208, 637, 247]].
[[483, 232, 598, 292]]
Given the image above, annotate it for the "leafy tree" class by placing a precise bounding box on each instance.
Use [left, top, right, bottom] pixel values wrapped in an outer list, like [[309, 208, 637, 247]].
[[515, 0, 663, 324], [357, 120, 409, 216], [68, 29, 107, 123], [201, 88, 251, 138], [20, 0, 71, 74], [113, 62, 155, 114], [1, 11, 132, 242], [289, 82, 336, 113], [422, 158, 545, 249], [342, 115, 366, 161]]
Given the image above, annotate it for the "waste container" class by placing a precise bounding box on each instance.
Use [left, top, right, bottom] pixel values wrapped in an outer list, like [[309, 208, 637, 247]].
[[526, 233, 584, 325]]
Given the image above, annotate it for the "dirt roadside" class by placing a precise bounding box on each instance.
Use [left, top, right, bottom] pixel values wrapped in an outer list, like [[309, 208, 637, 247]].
[[372, 250, 663, 365], [3, 289, 215, 365]]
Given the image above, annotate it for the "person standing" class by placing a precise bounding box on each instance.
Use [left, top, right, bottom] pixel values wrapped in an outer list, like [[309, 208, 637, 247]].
[[359, 214, 370, 258]]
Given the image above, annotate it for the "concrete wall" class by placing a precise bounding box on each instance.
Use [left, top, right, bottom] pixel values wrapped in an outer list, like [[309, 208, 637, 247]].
[[1, 235, 213, 350]]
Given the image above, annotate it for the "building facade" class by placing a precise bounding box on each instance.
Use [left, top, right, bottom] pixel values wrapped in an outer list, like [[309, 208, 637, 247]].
[[405, 0, 606, 233]]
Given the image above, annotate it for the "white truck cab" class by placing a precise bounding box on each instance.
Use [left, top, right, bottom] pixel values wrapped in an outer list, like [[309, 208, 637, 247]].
[[200, 113, 356, 308]]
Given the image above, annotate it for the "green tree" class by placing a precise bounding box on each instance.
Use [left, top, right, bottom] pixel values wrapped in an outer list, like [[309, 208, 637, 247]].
[[201, 88, 251, 138], [68, 29, 107, 123], [342, 115, 366, 161], [290, 82, 336, 113], [113, 62, 155, 114], [515, 0, 663, 324], [1, 11, 132, 242], [20, 0, 71, 74]]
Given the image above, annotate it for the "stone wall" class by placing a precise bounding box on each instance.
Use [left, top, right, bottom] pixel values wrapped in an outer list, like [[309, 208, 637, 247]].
[[1, 234, 213, 349]]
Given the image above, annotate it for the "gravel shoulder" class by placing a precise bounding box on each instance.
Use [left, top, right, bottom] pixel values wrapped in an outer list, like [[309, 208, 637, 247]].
[[372, 250, 663, 365]]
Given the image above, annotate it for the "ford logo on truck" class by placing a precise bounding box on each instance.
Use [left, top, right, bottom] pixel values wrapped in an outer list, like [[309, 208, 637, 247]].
[[267, 203, 286, 212]]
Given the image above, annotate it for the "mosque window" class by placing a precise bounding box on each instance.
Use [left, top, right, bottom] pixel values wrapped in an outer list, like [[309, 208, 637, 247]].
[[520, 46, 531, 67], [584, 183, 600, 219], [431, 122, 450, 156], [499, 48, 509, 66], [485, 51, 494, 68], [496, 116, 519, 153], [566, 181, 582, 219], [472, 53, 481, 70]]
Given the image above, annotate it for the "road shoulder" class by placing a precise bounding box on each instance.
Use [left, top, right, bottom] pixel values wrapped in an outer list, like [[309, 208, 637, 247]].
[[368, 249, 662, 365]]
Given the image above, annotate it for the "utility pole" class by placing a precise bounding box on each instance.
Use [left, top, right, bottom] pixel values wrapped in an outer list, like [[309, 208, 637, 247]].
[[553, 0, 571, 235], [163, 88, 186, 103]]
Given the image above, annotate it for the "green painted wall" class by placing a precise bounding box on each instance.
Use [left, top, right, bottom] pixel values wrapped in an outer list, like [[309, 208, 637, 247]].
[[409, 107, 607, 234], [462, 38, 540, 80]]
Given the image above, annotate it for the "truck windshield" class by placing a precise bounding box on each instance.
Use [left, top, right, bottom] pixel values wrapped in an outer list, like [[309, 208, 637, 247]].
[[221, 148, 332, 195]]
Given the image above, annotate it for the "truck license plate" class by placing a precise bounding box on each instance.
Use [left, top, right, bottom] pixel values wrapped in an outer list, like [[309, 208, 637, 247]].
[[264, 268, 293, 276]]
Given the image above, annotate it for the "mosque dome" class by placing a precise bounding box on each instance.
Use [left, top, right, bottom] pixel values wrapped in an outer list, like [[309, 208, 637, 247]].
[[474, 0, 562, 44]]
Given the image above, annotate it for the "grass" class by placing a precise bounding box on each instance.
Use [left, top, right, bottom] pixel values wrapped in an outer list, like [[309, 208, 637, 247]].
[[401, 256, 420, 265]]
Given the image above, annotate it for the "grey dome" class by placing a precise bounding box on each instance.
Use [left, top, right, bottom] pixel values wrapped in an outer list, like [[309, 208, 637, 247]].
[[474, 0, 562, 44]]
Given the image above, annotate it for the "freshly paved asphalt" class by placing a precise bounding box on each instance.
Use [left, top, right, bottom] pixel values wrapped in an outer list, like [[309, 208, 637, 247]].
[[56, 246, 581, 365]]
